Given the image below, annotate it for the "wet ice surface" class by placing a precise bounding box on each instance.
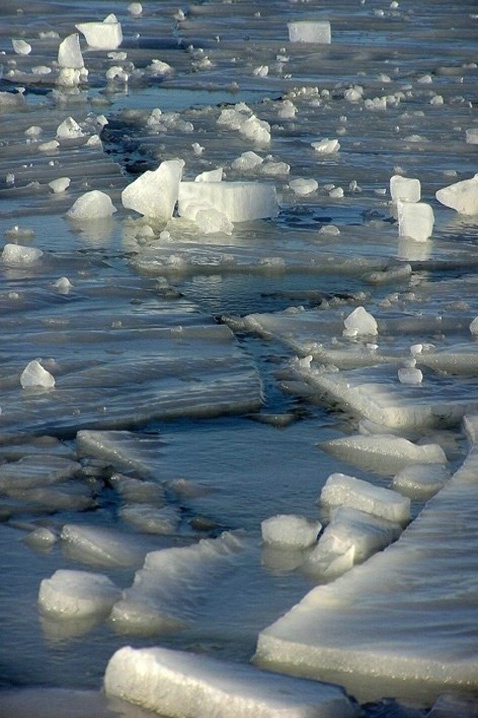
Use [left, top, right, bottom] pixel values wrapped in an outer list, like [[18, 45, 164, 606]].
[[1, 0, 478, 715]]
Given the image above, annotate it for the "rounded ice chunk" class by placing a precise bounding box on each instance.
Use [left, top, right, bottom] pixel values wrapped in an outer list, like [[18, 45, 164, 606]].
[[121, 159, 185, 220], [2, 243, 43, 265], [311, 138, 340, 154], [76, 14, 123, 51], [20, 360, 55, 389], [128, 2, 143, 16], [12, 39, 32, 55], [261, 514, 322, 549], [58, 33, 84, 69], [66, 190, 117, 220], [289, 178, 318, 196], [392, 463, 449, 500], [435, 174, 478, 216], [398, 366, 423, 385], [38, 569, 120, 617], [343, 306, 378, 337], [48, 177, 71, 193]]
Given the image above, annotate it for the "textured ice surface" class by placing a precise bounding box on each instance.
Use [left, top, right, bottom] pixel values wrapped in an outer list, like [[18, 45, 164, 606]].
[[122, 160, 184, 220], [67, 190, 116, 220], [261, 514, 322, 549], [397, 201, 434, 242], [319, 473, 410, 525], [392, 463, 450, 501], [288, 21, 331, 44], [76, 14, 123, 50], [104, 646, 356, 718], [39, 569, 120, 618], [2, 243, 43, 265], [436, 175, 478, 216], [256, 415, 478, 701], [390, 175, 421, 203], [60, 524, 145, 568], [178, 181, 278, 223], [57, 33, 83, 69]]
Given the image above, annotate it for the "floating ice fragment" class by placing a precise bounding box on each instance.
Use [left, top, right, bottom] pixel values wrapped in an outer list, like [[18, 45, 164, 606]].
[[106, 66, 129, 83], [289, 177, 318, 196], [120, 504, 180, 534], [128, 2, 143, 16], [398, 366, 423, 385], [277, 99, 297, 118], [61, 524, 143, 567], [397, 200, 434, 241], [195, 168, 223, 182], [194, 208, 234, 235], [20, 360, 55, 389], [56, 116, 84, 140], [312, 138, 340, 154], [147, 59, 174, 77], [67, 190, 117, 220], [253, 65, 269, 77], [52, 276, 73, 293], [39, 569, 120, 618], [241, 114, 271, 144], [104, 646, 356, 718], [76, 14, 123, 51], [329, 187, 344, 198], [466, 128, 478, 145], [470, 316, 478, 335], [319, 224, 340, 235], [58, 33, 84, 69], [344, 86, 363, 102], [435, 175, 478, 215], [192, 142, 204, 155], [261, 514, 322, 549], [390, 174, 421, 202], [38, 139, 59, 152], [320, 434, 447, 471], [392, 463, 449, 500], [178, 181, 278, 222], [343, 306, 378, 337], [121, 159, 185, 220], [288, 20, 331, 44], [320, 472, 411, 525], [12, 39, 31, 55], [48, 177, 70, 193], [2, 243, 43, 265], [231, 151, 263, 171]]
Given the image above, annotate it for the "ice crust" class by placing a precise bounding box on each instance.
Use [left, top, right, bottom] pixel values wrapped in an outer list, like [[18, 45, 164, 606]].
[[255, 415, 478, 699], [104, 645, 356, 718], [319, 473, 410, 525]]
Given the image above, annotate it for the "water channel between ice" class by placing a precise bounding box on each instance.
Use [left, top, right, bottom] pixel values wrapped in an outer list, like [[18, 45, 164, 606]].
[[0, 0, 478, 716]]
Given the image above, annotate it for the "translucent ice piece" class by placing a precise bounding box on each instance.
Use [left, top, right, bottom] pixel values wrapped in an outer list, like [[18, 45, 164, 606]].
[[390, 174, 421, 203], [57, 33, 84, 69], [320, 473, 411, 524], [288, 21, 331, 44], [178, 181, 278, 222], [121, 159, 185, 220], [435, 175, 478, 216], [66, 190, 116, 220], [1, 244, 43, 265], [343, 306, 378, 337], [397, 200, 434, 241], [20, 360, 55, 389], [39, 569, 120, 618], [261, 514, 322, 549], [76, 14, 123, 51]]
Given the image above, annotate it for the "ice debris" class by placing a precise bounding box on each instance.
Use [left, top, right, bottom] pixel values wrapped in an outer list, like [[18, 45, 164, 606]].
[[39, 569, 120, 618], [104, 645, 356, 718], [261, 514, 322, 549], [2, 243, 43, 265], [121, 159, 185, 220], [312, 138, 340, 154], [56, 117, 84, 140], [288, 21, 331, 44], [20, 360, 55, 389], [48, 177, 71, 193], [12, 39, 31, 55], [436, 174, 478, 216], [343, 306, 378, 337], [178, 181, 278, 223], [66, 190, 116, 220], [397, 200, 434, 241], [76, 14, 123, 51], [57, 33, 87, 86]]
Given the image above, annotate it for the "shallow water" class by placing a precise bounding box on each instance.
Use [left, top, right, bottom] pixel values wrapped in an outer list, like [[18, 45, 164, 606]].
[[1, 0, 478, 715]]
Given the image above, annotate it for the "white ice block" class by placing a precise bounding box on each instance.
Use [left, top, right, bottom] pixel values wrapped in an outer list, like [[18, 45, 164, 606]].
[[60, 524, 143, 567], [76, 14, 123, 51], [436, 175, 478, 216], [121, 159, 185, 220], [66, 190, 116, 220], [48, 177, 70, 193], [289, 178, 318, 196], [390, 174, 421, 203], [261, 514, 322, 549], [1, 243, 43, 265], [320, 473, 410, 525], [119, 504, 180, 534], [57, 33, 84, 69], [38, 569, 120, 618], [343, 306, 378, 337], [288, 21, 331, 44], [392, 463, 449, 500], [104, 646, 356, 718], [56, 117, 84, 140], [178, 181, 278, 223], [305, 506, 403, 576], [20, 360, 55, 389], [397, 200, 434, 241]]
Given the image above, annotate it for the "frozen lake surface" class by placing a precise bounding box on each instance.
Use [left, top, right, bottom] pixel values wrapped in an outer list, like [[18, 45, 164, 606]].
[[1, 0, 478, 715]]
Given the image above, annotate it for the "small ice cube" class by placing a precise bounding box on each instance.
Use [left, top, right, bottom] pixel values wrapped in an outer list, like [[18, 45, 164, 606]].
[[397, 200, 434, 241], [289, 178, 318, 196], [67, 190, 117, 220], [390, 174, 421, 203], [39, 569, 120, 618], [20, 359, 55, 389], [398, 366, 423, 385], [48, 177, 70, 193], [76, 14, 123, 51], [343, 306, 378, 337], [231, 151, 263, 171], [288, 20, 331, 44]]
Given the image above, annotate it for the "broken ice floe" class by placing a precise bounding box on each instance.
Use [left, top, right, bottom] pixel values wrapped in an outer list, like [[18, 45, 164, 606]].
[[121, 159, 184, 221], [392, 463, 450, 501], [288, 21, 332, 44], [436, 174, 478, 216], [1, 243, 43, 265], [60, 524, 145, 568], [104, 645, 356, 718], [255, 414, 478, 702], [39, 569, 120, 619], [76, 14, 123, 51], [343, 306, 378, 338]]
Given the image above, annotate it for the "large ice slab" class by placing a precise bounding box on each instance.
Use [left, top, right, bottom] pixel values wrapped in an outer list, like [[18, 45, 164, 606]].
[[76, 14, 123, 51], [255, 414, 478, 702], [104, 645, 357, 718], [319, 472, 410, 524], [178, 181, 279, 223]]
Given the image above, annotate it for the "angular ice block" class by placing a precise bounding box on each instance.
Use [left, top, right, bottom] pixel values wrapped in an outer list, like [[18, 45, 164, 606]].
[[390, 174, 421, 203], [288, 21, 331, 44], [104, 645, 356, 718], [178, 181, 278, 222], [39, 569, 120, 618], [76, 14, 123, 51], [320, 472, 410, 524], [397, 200, 434, 241], [261, 514, 322, 549], [436, 175, 478, 216], [122, 159, 185, 220], [58, 33, 84, 69]]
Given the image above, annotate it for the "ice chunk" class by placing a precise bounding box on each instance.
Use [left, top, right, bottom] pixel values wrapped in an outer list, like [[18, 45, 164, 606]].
[[178, 181, 278, 222], [465, 128, 478, 145], [397, 200, 434, 241], [38, 569, 120, 618], [289, 178, 318, 196], [195, 168, 223, 183], [128, 2, 143, 16], [398, 365, 423, 385], [389, 174, 421, 203], [104, 646, 356, 718], [304, 507, 403, 577], [231, 151, 263, 171], [261, 514, 322, 549], [435, 175, 478, 215], [56, 117, 84, 140], [240, 115, 271, 144], [392, 463, 449, 500], [193, 208, 234, 235], [288, 21, 331, 44], [48, 177, 70, 193], [320, 473, 410, 525], [57, 33, 84, 69], [311, 138, 340, 154], [20, 360, 55, 389], [1, 244, 43, 265], [121, 159, 184, 220], [60, 524, 144, 567], [320, 434, 447, 473], [343, 306, 378, 337], [66, 190, 116, 220], [12, 39, 31, 55], [76, 14, 123, 51], [119, 504, 180, 534]]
